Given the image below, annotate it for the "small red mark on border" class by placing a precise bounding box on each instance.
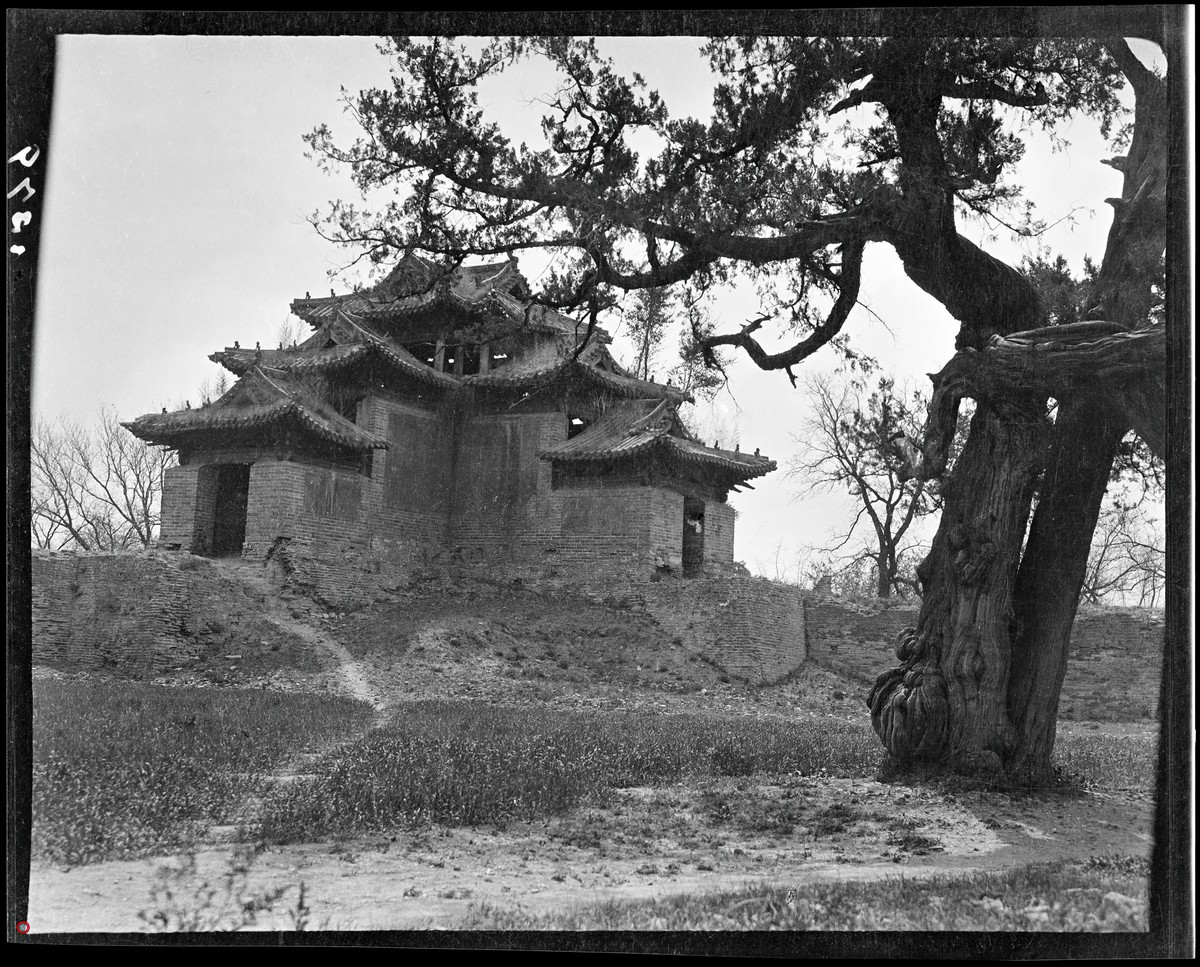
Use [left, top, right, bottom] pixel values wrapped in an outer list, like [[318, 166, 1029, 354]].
[[16, 921, 30, 934]]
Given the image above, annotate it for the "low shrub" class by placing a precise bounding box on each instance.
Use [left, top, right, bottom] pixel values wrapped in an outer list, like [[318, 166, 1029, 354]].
[[138, 847, 314, 932]]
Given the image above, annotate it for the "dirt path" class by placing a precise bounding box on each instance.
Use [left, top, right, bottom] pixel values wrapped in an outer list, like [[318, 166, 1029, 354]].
[[206, 558, 385, 713], [185, 561, 386, 847], [27, 776, 1153, 933], [267, 616, 385, 713]]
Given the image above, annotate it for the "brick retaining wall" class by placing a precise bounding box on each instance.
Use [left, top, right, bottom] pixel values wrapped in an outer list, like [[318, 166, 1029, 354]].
[[632, 576, 807, 685], [31, 551, 201, 674], [31, 552, 1164, 718], [802, 596, 1165, 721]]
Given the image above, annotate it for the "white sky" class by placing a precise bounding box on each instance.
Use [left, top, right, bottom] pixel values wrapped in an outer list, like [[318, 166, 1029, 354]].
[[31, 35, 1166, 580]]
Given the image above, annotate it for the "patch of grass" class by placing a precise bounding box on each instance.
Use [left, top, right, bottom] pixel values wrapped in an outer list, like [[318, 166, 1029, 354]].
[[886, 831, 944, 854], [699, 788, 809, 835], [462, 861, 1148, 930], [1052, 732, 1156, 789], [1081, 853, 1152, 877], [809, 802, 865, 837], [259, 700, 884, 840], [32, 680, 372, 866]]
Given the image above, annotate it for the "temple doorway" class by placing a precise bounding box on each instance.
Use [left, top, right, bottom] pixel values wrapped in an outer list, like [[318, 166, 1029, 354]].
[[210, 464, 251, 557], [682, 497, 705, 577]]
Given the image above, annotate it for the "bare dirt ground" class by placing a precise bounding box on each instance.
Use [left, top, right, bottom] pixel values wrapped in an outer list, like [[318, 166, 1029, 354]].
[[27, 771, 1153, 932], [26, 568, 1156, 933]]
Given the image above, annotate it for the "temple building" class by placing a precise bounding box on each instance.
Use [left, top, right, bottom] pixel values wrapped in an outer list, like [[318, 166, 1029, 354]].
[[123, 256, 776, 585]]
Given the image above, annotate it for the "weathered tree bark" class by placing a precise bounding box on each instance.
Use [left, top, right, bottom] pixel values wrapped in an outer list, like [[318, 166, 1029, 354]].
[[1005, 394, 1128, 782], [870, 39, 1166, 782], [874, 324, 1164, 779], [998, 42, 1166, 781], [864, 48, 1052, 777], [869, 392, 1044, 773], [900, 324, 1165, 483]]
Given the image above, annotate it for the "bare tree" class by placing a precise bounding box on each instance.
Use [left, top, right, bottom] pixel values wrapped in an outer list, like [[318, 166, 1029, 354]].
[[1081, 502, 1165, 607], [616, 284, 729, 401], [793, 374, 954, 598], [669, 291, 731, 402], [197, 371, 231, 408], [277, 316, 303, 349], [31, 418, 88, 550], [30, 407, 176, 551], [624, 286, 671, 381], [802, 546, 923, 601]]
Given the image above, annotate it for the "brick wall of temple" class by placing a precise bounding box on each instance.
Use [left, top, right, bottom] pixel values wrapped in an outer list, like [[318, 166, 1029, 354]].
[[165, 394, 453, 603], [159, 464, 217, 553], [158, 389, 748, 598], [449, 484, 685, 584], [239, 456, 443, 606], [158, 465, 198, 549], [702, 501, 736, 566], [447, 410, 692, 583], [449, 409, 563, 549]]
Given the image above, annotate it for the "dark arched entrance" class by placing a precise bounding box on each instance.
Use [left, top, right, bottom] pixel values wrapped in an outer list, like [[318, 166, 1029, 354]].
[[682, 497, 705, 577], [210, 463, 251, 557]]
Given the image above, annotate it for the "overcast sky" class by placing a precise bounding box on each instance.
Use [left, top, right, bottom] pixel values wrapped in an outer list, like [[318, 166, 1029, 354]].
[[31, 35, 1166, 580]]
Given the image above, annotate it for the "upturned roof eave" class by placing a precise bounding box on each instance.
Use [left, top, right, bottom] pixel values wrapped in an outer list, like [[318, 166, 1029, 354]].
[[541, 426, 776, 484], [122, 406, 390, 452], [122, 367, 390, 452], [210, 337, 459, 392]]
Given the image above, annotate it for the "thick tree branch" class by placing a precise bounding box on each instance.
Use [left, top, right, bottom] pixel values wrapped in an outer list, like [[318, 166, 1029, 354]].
[[1103, 38, 1160, 101], [901, 321, 1165, 481], [699, 239, 864, 386], [941, 79, 1049, 108]]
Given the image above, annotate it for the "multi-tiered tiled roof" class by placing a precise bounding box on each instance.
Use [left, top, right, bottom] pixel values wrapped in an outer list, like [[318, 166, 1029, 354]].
[[462, 338, 692, 403], [125, 256, 774, 483], [210, 307, 459, 391], [288, 254, 579, 339]]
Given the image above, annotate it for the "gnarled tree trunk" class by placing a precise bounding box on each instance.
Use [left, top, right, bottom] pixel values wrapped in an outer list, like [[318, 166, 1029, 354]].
[[870, 392, 1043, 773], [870, 40, 1166, 780], [1005, 394, 1128, 782], [870, 321, 1165, 780]]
